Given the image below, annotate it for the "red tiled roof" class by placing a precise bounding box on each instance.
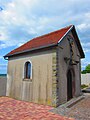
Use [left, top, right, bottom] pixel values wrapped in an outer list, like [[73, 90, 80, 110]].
[[5, 25, 73, 57]]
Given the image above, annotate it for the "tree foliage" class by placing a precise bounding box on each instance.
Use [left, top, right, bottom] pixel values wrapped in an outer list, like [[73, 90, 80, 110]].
[[85, 64, 90, 71], [81, 64, 90, 74]]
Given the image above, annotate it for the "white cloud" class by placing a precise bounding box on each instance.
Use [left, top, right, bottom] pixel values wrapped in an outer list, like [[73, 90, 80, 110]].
[[84, 48, 90, 53], [77, 23, 90, 31], [0, 0, 90, 49], [82, 42, 90, 53], [85, 12, 90, 22], [81, 59, 90, 69], [81, 59, 90, 65], [0, 0, 55, 49], [77, 23, 87, 30], [0, 0, 90, 73], [82, 42, 90, 47]]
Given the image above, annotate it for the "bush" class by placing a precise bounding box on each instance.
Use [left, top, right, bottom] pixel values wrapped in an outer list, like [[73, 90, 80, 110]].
[[81, 64, 90, 74], [81, 84, 88, 89], [81, 70, 87, 74]]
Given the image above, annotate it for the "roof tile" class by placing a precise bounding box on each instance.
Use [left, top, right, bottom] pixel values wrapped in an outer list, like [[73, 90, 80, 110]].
[[5, 25, 73, 57]]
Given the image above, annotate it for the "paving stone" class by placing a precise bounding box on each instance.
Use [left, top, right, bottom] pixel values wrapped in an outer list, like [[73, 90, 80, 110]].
[[0, 97, 74, 120]]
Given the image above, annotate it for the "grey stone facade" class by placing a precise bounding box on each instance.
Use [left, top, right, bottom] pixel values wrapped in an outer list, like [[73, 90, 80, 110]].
[[5, 26, 84, 107]]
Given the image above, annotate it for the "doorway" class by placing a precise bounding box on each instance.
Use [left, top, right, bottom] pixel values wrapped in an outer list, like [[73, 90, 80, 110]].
[[67, 69, 73, 101]]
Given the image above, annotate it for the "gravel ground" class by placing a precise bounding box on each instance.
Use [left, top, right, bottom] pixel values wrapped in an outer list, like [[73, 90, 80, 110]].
[[52, 93, 90, 120], [65, 93, 90, 120]]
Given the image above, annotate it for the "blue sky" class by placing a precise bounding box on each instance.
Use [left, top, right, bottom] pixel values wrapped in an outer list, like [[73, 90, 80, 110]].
[[0, 0, 90, 74]]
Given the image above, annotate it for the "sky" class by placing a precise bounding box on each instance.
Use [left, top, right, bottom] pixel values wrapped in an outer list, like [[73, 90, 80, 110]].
[[0, 0, 90, 74]]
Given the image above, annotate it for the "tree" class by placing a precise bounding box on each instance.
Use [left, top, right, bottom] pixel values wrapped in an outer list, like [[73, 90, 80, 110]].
[[81, 64, 90, 74], [85, 64, 90, 73], [81, 70, 87, 74]]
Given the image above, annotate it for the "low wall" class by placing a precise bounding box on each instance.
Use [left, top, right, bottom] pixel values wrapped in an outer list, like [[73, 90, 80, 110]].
[[81, 73, 90, 86], [0, 77, 7, 96]]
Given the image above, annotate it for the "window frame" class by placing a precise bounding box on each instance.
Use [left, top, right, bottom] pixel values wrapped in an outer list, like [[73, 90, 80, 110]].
[[24, 61, 32, 80]]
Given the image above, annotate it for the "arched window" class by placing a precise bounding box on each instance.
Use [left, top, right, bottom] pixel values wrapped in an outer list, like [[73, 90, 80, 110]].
[[24, 61, 32, 79]]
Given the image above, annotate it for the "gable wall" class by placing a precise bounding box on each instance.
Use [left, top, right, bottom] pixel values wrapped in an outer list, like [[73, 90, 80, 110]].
[[57, 31, 81, 105], [7, 49, 56, 106]]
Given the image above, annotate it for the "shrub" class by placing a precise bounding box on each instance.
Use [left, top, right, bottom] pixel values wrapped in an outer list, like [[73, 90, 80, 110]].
[[81, 84, 88, 89]]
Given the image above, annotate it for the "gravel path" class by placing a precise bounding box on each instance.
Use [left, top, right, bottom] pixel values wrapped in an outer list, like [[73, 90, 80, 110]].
[[51, 93, 90, 120], [65, 93, 90, 120]]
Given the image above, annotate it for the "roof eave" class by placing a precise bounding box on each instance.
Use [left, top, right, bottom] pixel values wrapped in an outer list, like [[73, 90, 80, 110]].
[[72, 26, 85, 58], [4, 43, 57, 59]]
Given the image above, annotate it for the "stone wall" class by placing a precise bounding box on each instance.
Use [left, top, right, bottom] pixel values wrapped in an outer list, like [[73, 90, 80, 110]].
[[57, 31, 81, 105], [81, 73, 90, 86], [52, 51, 59, 107], [7, 49, 56, 106], [0, 77, 7, 96]]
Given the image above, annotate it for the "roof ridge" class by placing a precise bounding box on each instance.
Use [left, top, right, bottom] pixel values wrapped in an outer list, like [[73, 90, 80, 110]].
[[30, 25, 73, 41]]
